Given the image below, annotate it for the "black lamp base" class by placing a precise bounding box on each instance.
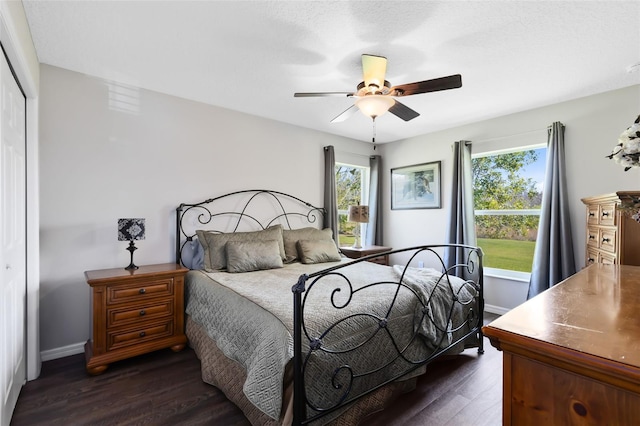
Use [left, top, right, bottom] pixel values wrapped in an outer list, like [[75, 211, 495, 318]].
[[125, 240, 139, 270]]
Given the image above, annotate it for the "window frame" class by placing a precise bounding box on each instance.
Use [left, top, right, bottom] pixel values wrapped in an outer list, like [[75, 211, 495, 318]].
[[335, 162, 370, 247], [472, 143, 546, 279]]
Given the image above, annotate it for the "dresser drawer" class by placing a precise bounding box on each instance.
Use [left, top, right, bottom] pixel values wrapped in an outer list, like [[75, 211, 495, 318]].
[[586, 205, 599, 225], [107, 319, 175, 351], [598, 203, 617, 226], [586, 226, 598, 248], [107, 278, 174, 305], [107, 299, 174, 328], [598, 251, 617, 265], [598, 228, 617, 253], [586, 248, 598, 266]]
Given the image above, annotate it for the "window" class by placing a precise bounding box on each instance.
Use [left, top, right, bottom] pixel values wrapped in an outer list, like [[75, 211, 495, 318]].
[[335, 163, 369, 246], [472, 146, 547, 275]]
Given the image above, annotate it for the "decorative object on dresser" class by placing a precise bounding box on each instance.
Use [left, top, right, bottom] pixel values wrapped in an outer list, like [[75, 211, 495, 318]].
[[606, 114, 640, 171], [483, 264, 640, 425], [340, 244, 392, 266], [117, 218, 146, 270], [84, 263, 188, 375], [581, 191, 640, 266], [347, 204, 369, 248]]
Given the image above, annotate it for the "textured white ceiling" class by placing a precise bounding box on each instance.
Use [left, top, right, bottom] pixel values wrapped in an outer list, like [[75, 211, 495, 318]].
[[22, 0, 640, 143]]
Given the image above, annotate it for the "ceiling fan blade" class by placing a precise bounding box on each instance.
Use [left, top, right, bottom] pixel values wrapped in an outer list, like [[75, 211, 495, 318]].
[[362, 54, 387, 92], [388, 100, 420, 121], [390, 74, 462, 96], [294, 92, 354, 97], [331, 104, 358, 123]]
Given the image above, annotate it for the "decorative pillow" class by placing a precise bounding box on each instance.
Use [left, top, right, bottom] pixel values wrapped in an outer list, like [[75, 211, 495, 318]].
[[196, 225, 285, 271], [297, 239, 342, 264], [226, 240, 283, 273], [283, 227, 334, 263], [181, 238, 205, 270]]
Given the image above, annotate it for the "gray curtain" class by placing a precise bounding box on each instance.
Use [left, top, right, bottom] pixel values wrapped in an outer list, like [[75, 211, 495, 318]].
[[323, 146, 338, 244], [444, 141, 476, 273], [527, 122, 576, 298], [365, 155, 382, 246]]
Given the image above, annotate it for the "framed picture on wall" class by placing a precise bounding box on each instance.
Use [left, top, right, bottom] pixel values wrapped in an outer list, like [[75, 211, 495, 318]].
[[391, 161, 441, 209]]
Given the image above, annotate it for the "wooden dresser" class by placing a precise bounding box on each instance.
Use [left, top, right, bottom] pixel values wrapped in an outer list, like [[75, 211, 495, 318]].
[[483, 264, 640, 425], [581, 191, 640, 267], [340, 245, 392, 265], [84, 263, 188, 375]]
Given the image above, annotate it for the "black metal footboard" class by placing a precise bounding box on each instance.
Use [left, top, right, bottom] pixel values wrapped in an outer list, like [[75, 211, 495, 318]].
[[291, 244, 484, 425]]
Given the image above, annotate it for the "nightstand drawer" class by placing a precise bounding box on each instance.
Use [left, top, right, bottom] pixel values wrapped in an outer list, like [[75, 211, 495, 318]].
[[107, 279, 174, 305], [107, 319, 174, 351], [107, 299, 174, 328], [368, 255, 389, 265]]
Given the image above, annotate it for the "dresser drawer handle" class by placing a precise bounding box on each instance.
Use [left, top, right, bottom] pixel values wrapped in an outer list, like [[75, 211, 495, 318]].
[[587, 257, 595, 264], [602, 211, 610, 217], [602, 237, 610, 243], [139, 310, 146, 316], [139, 331, 146, 337], [139, 288, 146, 294], [589, 212, 595, 217], [588, 235, 595, 240]]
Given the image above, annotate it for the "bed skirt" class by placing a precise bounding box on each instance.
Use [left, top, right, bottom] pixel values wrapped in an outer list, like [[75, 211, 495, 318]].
[[186, 315, 418, 425]]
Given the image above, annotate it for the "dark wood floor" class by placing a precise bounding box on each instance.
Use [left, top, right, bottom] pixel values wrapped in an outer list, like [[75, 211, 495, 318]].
[[12, 314, 502, 426]]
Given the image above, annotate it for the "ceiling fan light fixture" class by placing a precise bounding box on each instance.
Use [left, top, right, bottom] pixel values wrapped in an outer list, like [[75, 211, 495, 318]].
[[355, 95, 395, 119]]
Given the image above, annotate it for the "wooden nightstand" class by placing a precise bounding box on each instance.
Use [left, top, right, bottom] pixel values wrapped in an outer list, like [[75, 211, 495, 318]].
[[340, 245, 392, 266], [84, 263, 188, 375]]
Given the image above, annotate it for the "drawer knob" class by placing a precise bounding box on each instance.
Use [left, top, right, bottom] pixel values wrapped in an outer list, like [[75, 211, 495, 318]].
[[587, 257, 595, 264], [139, 288, 146, 294], [139, 331, 146, 337], [602, 211, 610, 217], [139, 310, 146, 316], [602, 237, 610, 243], [589, 212, 595, 217], [573, 401, 587, 417], [588, 235, 595, 240]]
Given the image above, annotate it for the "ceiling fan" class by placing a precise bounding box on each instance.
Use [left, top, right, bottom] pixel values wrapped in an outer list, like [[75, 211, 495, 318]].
[[294, 54, 462, 123]]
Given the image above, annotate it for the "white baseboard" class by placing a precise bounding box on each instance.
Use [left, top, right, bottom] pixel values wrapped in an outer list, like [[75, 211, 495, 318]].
[[484, 304, 510, 316], [41, 341, 85, 362]]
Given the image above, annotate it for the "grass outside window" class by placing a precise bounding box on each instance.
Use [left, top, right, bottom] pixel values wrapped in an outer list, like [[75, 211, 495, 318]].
[[477, 238, 535, 272]]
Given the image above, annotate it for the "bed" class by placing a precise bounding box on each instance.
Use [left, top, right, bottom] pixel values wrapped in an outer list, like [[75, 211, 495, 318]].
[[176, 190, 484, 425]]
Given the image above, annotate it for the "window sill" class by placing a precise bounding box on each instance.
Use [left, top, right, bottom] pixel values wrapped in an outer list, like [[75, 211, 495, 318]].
[[483, 267, 531, 283]]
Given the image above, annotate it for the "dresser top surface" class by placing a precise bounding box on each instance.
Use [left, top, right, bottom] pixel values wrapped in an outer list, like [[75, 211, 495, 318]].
[[484, 264, 640, 369]]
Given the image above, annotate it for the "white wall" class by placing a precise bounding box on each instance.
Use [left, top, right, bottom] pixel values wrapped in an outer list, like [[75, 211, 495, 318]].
[[39, 62, 640, 354], [38, 64, 374, 356], [380, 84, 640, 312]]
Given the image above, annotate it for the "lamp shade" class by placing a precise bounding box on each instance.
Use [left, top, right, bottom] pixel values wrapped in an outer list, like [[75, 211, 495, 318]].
[[118, 218, 146, 241], [355, 95, 395, 118], [348, 205, 369, 223]]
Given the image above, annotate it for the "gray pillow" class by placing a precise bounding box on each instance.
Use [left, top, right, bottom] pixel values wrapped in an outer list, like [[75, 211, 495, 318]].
[[226, 240, 284, 273], [196, 225, 285, 271], [283, 227, 334, 263], [297, 239, 342, 264]]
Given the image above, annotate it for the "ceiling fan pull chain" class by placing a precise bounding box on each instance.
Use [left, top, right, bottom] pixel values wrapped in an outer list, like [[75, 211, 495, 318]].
[[372, 117, 376, 150]]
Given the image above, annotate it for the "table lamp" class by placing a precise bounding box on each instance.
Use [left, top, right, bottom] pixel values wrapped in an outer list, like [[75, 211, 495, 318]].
[[118, 218, 145, 270], [348, 205, 369, 249]]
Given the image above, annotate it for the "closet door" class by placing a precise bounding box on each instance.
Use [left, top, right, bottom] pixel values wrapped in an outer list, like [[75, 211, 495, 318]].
[[0, 48, 26, 426]]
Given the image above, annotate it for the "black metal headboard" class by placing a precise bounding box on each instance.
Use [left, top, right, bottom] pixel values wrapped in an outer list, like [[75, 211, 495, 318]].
[[175, 189, 325, 266]]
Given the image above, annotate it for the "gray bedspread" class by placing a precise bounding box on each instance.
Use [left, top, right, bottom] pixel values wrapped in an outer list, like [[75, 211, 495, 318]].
[[185, 260, 477, 421]]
